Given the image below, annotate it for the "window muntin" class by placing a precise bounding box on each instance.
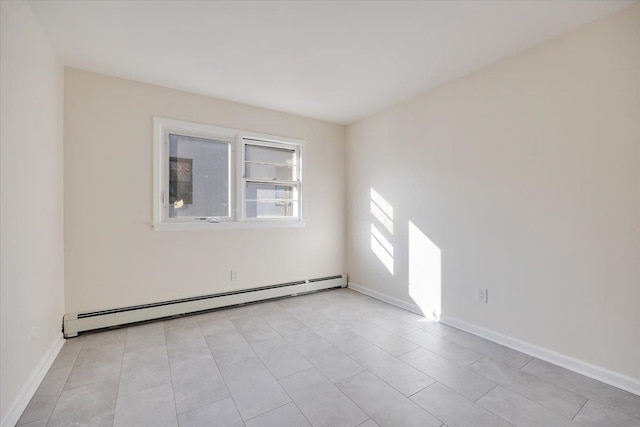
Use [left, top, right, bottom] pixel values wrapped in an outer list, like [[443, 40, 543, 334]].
[[153, 117, 304, 229]]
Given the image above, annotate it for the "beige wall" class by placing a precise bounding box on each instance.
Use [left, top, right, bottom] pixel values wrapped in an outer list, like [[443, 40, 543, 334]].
[[0, 0, 65, 420], [64, 68, 346, 313], [346, 6, 640, 379]]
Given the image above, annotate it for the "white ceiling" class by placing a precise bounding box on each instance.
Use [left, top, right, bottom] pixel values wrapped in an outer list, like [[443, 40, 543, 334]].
[[29, 1, 633, 124]]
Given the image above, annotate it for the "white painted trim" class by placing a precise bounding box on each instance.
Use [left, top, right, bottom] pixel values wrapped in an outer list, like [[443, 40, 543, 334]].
[[439, 314, 640, 397], [1, 334, 65, 427], [152, 220, 306, 231], [348, 282, 640, 397], [348, 282, 425, 316]]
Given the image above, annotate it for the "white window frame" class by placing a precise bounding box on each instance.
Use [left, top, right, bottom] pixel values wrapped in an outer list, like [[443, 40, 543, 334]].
[[153, 117, 305, 231], [240, 137, 303, 223]]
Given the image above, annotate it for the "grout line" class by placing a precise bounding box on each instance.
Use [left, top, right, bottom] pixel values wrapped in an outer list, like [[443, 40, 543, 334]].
[[198, 309, 257, 425], [163, 320, 181, 423], [473, 383, 499, 402], [572, 398, 589, 420], [407, 379, 437, 399], [194, 313, 245, 423], [242, 400, 296, 423], [111, 329, 127, 419], [40, 336, 88, 426]]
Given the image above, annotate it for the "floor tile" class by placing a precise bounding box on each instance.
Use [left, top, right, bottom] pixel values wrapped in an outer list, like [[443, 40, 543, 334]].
[[166, 338, 212, 364], [49, 338, 84, 370], [477, 385, 579, 427], [198, 317, 237, 337], [245, 402, 311, 427], [82, 329, 127, 350], [403, 330, 483, 367], [411, 382, 511, 427], [194, 309, 229, 324], [164, 315, 199, 330], [121, 344, 168, 373], [295, 338, 365, 382], [113, 383, 178, 427], [219, 356, 290, 420], [371, 306, 458, 337], [17, 366, 72, 425], [76, 341, 125, 365], [19, 289, 640, 427], [362, 312, 421, 336], [419, 321, 459, 338], [63, 356, 122, 391], [348, 322, 418, 356], [232, 316, 279, 343], [125, 322, 166, 353], [573, 400, 640, 427], [48, 378, 118, 427], [17, 392, 59, 425], [350, 345, 435, 396], [177, 398, 244, 427], [521, 358, 640, 420], [280, 367, 368, 427], [170, 356, 230, 414], [445, 331, 532, 369], [289, 307, 334, 330], [118, 362, 172, 397], [310, 321, 373, 354], [206, 329, 256, 367], [251, 336, 312, 379], [468, 357, 586, 419], [164, 321, 203, 340], [337, 371, 442, 427], [263, 315, 320, 346], [226, 301, 282, 320], [16, 420, 48, 427], [400, 348, 496, 401]]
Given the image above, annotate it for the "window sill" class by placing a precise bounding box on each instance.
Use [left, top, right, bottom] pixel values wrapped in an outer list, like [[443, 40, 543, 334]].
[[152, 221, 306, 231]]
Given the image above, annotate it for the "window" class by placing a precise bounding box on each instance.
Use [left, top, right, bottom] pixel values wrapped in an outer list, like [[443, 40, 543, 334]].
[[153, 117, 304, 230], [242, 140, 300, 220]]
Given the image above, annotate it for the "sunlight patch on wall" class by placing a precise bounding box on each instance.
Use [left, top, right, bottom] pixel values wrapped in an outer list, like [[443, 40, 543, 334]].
[[370, 188, 394, 275], [370, 188, 393, 234], [371, 224, 394, 274], [408, 220, 441, 320]]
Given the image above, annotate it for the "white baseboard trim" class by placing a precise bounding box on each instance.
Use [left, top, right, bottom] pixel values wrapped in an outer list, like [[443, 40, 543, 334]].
[[348, 282, 640, 397], [439, 314, 640, 396], [348, 282, 425, 316], [1, 334, 65, 427]]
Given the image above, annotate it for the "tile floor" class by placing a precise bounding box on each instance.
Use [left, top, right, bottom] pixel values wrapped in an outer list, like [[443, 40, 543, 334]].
[[17, 288, 640, 427]]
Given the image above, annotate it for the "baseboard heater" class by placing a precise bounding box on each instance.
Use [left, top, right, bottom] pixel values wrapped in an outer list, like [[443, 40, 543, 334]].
[[62, 274, 347, 338]]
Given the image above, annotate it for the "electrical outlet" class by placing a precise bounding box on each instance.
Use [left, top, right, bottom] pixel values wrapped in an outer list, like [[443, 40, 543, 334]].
[[230, 270, 239, 282], [477, 288, 488, 304]]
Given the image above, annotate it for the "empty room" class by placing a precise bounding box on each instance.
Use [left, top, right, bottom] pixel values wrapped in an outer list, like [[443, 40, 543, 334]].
[[1, 1, 639, 426]]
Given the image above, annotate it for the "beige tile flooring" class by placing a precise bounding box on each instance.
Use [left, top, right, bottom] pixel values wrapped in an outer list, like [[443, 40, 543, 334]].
[[17, 288, 640, 427]]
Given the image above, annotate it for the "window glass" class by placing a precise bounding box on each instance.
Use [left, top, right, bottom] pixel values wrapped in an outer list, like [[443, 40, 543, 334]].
[[168, 134, 230, 218], [245, 144, 296, 181], [245, 182, 298, 218]]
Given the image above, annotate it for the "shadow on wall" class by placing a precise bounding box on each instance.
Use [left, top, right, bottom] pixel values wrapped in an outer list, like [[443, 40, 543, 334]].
[[369, 188, 442, 320]]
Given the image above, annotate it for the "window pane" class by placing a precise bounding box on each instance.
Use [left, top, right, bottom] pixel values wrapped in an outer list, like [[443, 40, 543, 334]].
[[245, 144, 295, 165], [168, 134, 229, 218], [245, 144, 296, 181], [245, 182, 298, 218], [245, 162, 294, 181], [246, 200, 299, 218]]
